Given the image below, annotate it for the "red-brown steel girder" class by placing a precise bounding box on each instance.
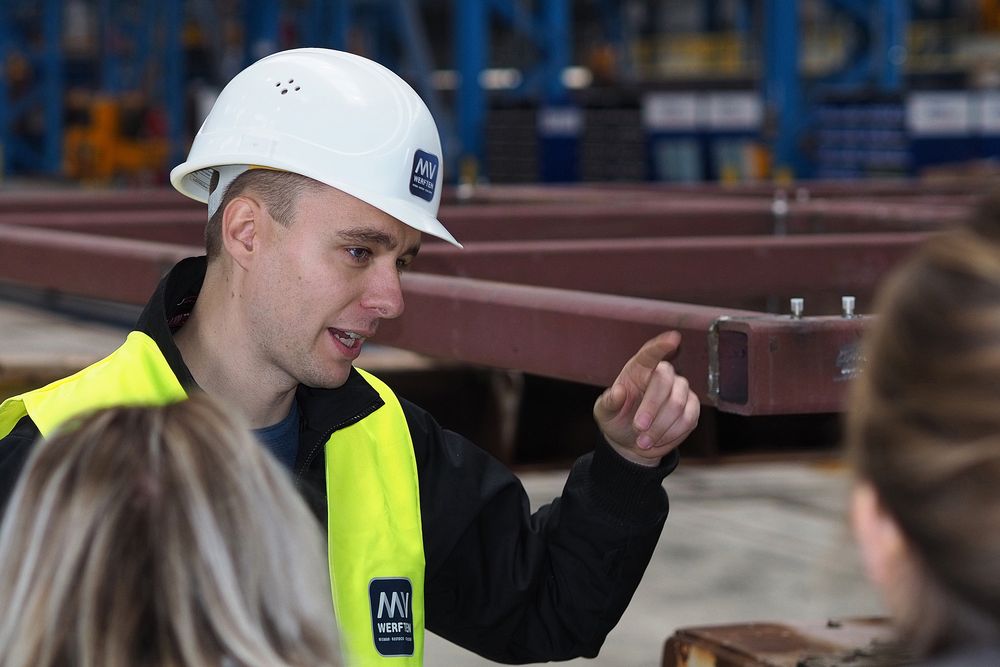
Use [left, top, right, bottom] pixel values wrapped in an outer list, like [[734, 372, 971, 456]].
[[439, 199, 775, 241], [710, 314, 868, 414], [0, 185, 961, 416], [0, 224, 869, 414], [0, 210, 206, 245], [460, 180, 983, 201], [0, 188, 196, 212], [2, 202, 930, 246], [412, 233, 932, 303], [377, 273, 867, 415], [0, 224, 195, 304], [437, 197, 963, 242]]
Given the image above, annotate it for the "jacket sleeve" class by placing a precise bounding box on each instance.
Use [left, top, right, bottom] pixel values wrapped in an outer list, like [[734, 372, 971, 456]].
[[0, 416, 40, 517], [403, 398, 679, 664]]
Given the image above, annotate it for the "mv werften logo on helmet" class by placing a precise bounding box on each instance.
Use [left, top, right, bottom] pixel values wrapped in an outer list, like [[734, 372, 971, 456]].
[[369, 578, 415, 656], [409, 149, 439, 202]]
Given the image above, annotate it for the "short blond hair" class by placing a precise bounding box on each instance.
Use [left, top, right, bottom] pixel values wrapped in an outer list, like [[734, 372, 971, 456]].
[[0, 394, 341, 667], [205, 169, 324, 259]]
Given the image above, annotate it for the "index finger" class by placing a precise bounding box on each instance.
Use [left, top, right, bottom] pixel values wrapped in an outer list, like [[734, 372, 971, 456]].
[[626, 331, 682, 374]]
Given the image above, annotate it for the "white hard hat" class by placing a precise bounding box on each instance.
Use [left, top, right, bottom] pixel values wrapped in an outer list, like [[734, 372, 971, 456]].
[[170, 48, 460, 247]]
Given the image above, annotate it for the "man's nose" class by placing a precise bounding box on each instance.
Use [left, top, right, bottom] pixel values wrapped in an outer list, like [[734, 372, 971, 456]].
[[363, 264, 405, 319]]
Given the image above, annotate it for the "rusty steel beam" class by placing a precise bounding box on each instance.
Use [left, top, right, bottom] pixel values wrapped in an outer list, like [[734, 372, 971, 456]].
[[0, 182, 980, 216], [466, 180, 986, 203], [792, 198, 968, 229], [413, 232, 931, 303], [711, 314, 867, 414], [377, 273, 868, 415], [0, 188, 967, 246], [0, 224, 871, 415], [0, 202, 955, 250], [7, 199, 945, 248], [378, 273, 751, 398], [0, 185, 958, 418], [0, 188, 197, 212], [441, 200, 775, 242], [0, 210, 206, 245], [438, 198, 964, 243], [662, 619, 893, 666], [574, 179, 988, 198], [0, 225, 196, 304], [2, 201, 775, 243], [447, 184, 633, 205]]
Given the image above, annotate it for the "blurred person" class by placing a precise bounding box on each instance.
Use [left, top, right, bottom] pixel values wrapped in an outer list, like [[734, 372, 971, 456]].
[[0, 395, 341, 667], [846, 211, 1000, 666], [0, 48, 699, 665]]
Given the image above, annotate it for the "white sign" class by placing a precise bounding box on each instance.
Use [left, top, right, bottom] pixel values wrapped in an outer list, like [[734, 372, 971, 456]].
[[642, 93, 699, 131], [906, 92, 972, 136], [977, 91, 1000, 133], [538, 107, 583, 136], [706, 92, 763, 131]]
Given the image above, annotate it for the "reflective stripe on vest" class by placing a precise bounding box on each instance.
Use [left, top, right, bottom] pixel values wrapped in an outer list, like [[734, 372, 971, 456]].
[[0, 332, 188, 439], [327, 368, 425, 667], [0, 336, 426, 666]]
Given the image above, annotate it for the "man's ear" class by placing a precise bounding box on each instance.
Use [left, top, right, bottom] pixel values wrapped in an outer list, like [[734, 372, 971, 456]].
[[220, 196, 261, 271], [851, 481, 908, 596]]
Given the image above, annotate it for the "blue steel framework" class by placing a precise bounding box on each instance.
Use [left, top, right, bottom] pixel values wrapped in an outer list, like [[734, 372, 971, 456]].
[[761, 0, 909, 178], [0, 0, 573, 183], [163, 0, 185, 168], [299, 0, 350, 51], [0, 0, 185, 176], [455, 0, 571, 182], [95, 0, 186, 167], [0, 0, 63, 176], [0, 0, 915, 182]]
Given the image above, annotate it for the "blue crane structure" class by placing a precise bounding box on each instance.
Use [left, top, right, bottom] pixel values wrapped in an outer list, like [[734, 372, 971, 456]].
[[0, 1, 931, 182]]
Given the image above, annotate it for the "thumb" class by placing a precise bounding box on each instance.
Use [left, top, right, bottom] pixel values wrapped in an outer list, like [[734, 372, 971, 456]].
[[595, 383, 627, 421]]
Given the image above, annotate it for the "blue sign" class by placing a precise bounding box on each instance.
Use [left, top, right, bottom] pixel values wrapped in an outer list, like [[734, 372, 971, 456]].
[[409, 150, 439, 202], [369, 578, 414, 656]]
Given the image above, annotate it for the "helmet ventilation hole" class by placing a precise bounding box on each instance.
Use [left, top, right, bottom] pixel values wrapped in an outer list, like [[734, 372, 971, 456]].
[[275, 78, 300, 95]]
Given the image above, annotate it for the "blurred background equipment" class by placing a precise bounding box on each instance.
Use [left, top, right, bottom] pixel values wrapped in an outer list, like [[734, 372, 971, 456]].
[[4, 1, 1000, 185]]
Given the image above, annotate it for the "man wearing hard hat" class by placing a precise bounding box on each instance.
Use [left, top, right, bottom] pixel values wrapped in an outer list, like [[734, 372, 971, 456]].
[[0, 50, 699, 666]]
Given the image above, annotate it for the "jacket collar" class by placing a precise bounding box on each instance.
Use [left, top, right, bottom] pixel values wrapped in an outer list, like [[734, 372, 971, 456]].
[[135, 256, 384, 436]]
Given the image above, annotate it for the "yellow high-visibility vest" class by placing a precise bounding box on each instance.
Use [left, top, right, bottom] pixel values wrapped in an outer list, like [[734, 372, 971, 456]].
[[0, 332, 426, 666], [329, 368, 425, 665]]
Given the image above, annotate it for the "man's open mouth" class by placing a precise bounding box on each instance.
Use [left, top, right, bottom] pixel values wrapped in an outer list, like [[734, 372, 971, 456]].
[[330, 328, 365, 349]]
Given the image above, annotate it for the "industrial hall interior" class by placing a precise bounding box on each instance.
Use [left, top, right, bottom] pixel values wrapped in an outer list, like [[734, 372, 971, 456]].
[[2, 1, 1000, 666]]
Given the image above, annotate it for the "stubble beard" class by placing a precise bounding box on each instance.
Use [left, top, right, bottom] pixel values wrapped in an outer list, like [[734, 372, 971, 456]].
[[254, 315, 352, 391]]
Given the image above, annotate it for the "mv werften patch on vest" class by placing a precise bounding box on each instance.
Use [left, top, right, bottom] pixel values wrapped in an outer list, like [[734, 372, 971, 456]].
[[409, 149, 438, 202], [369, 578, 415, 656]]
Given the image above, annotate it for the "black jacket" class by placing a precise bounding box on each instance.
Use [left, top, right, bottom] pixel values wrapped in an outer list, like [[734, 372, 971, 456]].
[[0, 256, 679, 663]]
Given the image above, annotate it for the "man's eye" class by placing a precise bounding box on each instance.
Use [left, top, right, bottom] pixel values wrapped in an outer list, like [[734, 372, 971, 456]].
[[396, 257, 413, 271], [347, 248, 371, 262]]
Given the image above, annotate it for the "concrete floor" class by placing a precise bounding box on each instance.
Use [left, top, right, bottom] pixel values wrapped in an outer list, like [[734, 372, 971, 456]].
[[0, 298, 885, 666], [0, 299, 127, 371]]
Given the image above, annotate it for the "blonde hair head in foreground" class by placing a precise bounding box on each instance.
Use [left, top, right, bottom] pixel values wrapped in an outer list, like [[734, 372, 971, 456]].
[[0, 393, 341, 667], [846, 209, 1000, 658]]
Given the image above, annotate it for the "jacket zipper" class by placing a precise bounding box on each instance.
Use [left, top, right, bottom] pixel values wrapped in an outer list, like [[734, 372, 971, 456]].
[[295, 403, 380, 485]]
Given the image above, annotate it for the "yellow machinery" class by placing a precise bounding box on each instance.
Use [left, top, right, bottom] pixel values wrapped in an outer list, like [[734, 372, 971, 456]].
[[63, 92, 169, 183], [982, 0, 1000, 30]]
